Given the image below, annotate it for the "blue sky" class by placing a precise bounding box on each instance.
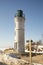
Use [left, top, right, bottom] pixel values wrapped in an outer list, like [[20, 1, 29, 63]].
[[0, 0, 43, 48]]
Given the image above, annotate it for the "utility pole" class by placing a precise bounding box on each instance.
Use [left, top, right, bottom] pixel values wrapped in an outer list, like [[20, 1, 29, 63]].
[[29, 40, 32, 65]]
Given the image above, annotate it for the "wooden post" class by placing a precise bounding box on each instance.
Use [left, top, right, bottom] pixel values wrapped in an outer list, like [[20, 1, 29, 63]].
[[29, 40, 32, 65]]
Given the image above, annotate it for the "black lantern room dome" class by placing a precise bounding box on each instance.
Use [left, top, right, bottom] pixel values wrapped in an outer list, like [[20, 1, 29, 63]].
[[15, 10, 25, 19]]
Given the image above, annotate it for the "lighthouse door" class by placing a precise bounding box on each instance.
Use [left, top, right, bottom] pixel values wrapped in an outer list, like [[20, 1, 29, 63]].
[[14, 42, 17, 51]]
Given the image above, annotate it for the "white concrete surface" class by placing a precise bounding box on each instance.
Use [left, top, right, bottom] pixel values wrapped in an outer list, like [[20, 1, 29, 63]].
[[14, 16, 25, 54]]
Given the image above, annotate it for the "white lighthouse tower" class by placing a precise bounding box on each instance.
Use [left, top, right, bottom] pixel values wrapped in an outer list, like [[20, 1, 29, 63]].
[[14, 10, 25, 54]]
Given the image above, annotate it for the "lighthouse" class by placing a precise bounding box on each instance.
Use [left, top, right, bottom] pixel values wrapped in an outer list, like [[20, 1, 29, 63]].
[[14, 10, 25, 54]]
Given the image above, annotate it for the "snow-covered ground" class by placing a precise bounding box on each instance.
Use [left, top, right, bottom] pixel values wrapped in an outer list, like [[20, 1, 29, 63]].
[[0, 53, 29, 65], [0, 50, 43, 65], [25, 50, 43, 54], [0, 52, 43, 65], [32, 63, 42, 65]]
